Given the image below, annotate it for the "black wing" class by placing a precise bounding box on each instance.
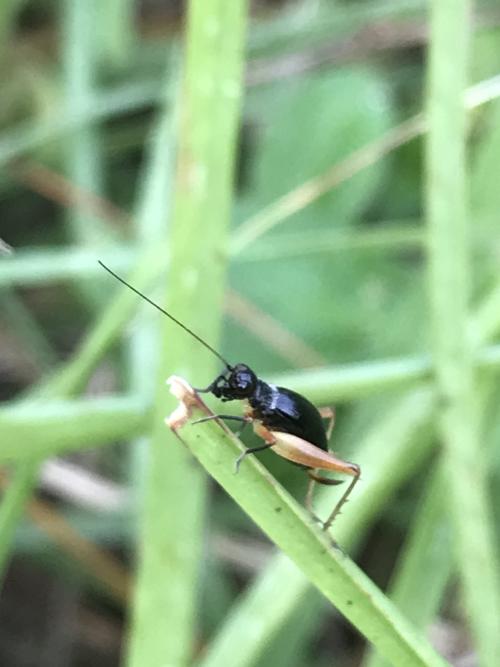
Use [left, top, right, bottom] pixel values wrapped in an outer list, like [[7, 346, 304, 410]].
[[266, 387, 328, 451]]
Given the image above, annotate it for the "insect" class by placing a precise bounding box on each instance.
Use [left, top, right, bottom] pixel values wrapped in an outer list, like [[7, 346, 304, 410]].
[[99, 261, 360, 531]]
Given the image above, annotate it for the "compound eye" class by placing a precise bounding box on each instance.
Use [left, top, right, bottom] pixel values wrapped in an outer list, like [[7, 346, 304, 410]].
[[239, 372, 250, 387], [230, 366, 256, 396]]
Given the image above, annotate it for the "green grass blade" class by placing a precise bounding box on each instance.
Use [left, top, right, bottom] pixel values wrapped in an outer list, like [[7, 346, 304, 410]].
[[230, 74, 500, 255], [269, 345, 500, 404], [362, 471, 451, 667], [195, 388, 436, 667], [62, 0, 107, 247], [126, 2, 249, 665], [171, 394, 448, 667], [98, 0, 135, 66], [0, 80, 160, 168], [426, 1, 500, 664], [0, 461, 40, 586], [0, 246, 135, 287], [28, 243, 170, 398], [0, 396, 147, 461], [365, 297, 500, 667], [0, 288, 57, 371]]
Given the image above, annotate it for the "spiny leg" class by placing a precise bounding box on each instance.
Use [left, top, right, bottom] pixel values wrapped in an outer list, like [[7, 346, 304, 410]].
[[306, 469, 344, 523], [318, 406, 335, 440], [253, 424, 360, 531], [322, 467, 361, 532]]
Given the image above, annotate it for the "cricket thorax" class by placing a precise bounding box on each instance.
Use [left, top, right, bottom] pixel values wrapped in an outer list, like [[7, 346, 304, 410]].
[[248, 380, 278, 416]]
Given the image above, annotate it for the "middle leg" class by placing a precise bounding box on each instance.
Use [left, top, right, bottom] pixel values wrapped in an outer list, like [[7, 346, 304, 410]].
[[318, 406, 335, 440], [192, 414, 250, 426], [234, 442, 275, 473]]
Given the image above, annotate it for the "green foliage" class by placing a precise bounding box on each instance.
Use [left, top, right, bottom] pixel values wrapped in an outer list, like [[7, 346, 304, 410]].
[[231, 67, 398, 364], [1, 1, 500, 666], [247, 68, 393, 228]]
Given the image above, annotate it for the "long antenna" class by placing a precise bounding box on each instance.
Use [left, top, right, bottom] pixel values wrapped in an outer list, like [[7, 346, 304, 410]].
[[98, 260, 232, 369]]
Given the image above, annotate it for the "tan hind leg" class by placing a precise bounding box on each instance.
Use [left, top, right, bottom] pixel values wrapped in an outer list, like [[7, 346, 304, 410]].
[[254, 422, 360, 531], [321, 469, 361, 531], [306, 468, 344, 526]]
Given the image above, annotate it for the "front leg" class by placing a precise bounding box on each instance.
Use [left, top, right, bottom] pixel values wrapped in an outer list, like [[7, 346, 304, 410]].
[[192, 414, 249, 426], [192, 414, 272, 471], [192, 413, 253, 440], [193, 372, 227, 395]]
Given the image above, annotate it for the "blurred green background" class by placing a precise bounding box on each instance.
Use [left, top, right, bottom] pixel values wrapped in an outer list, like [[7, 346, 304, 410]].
[[1, 1, 500, 666]]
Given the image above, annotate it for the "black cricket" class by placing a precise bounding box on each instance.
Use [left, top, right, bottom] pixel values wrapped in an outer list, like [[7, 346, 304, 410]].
[[99, 261, 360, 530]]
